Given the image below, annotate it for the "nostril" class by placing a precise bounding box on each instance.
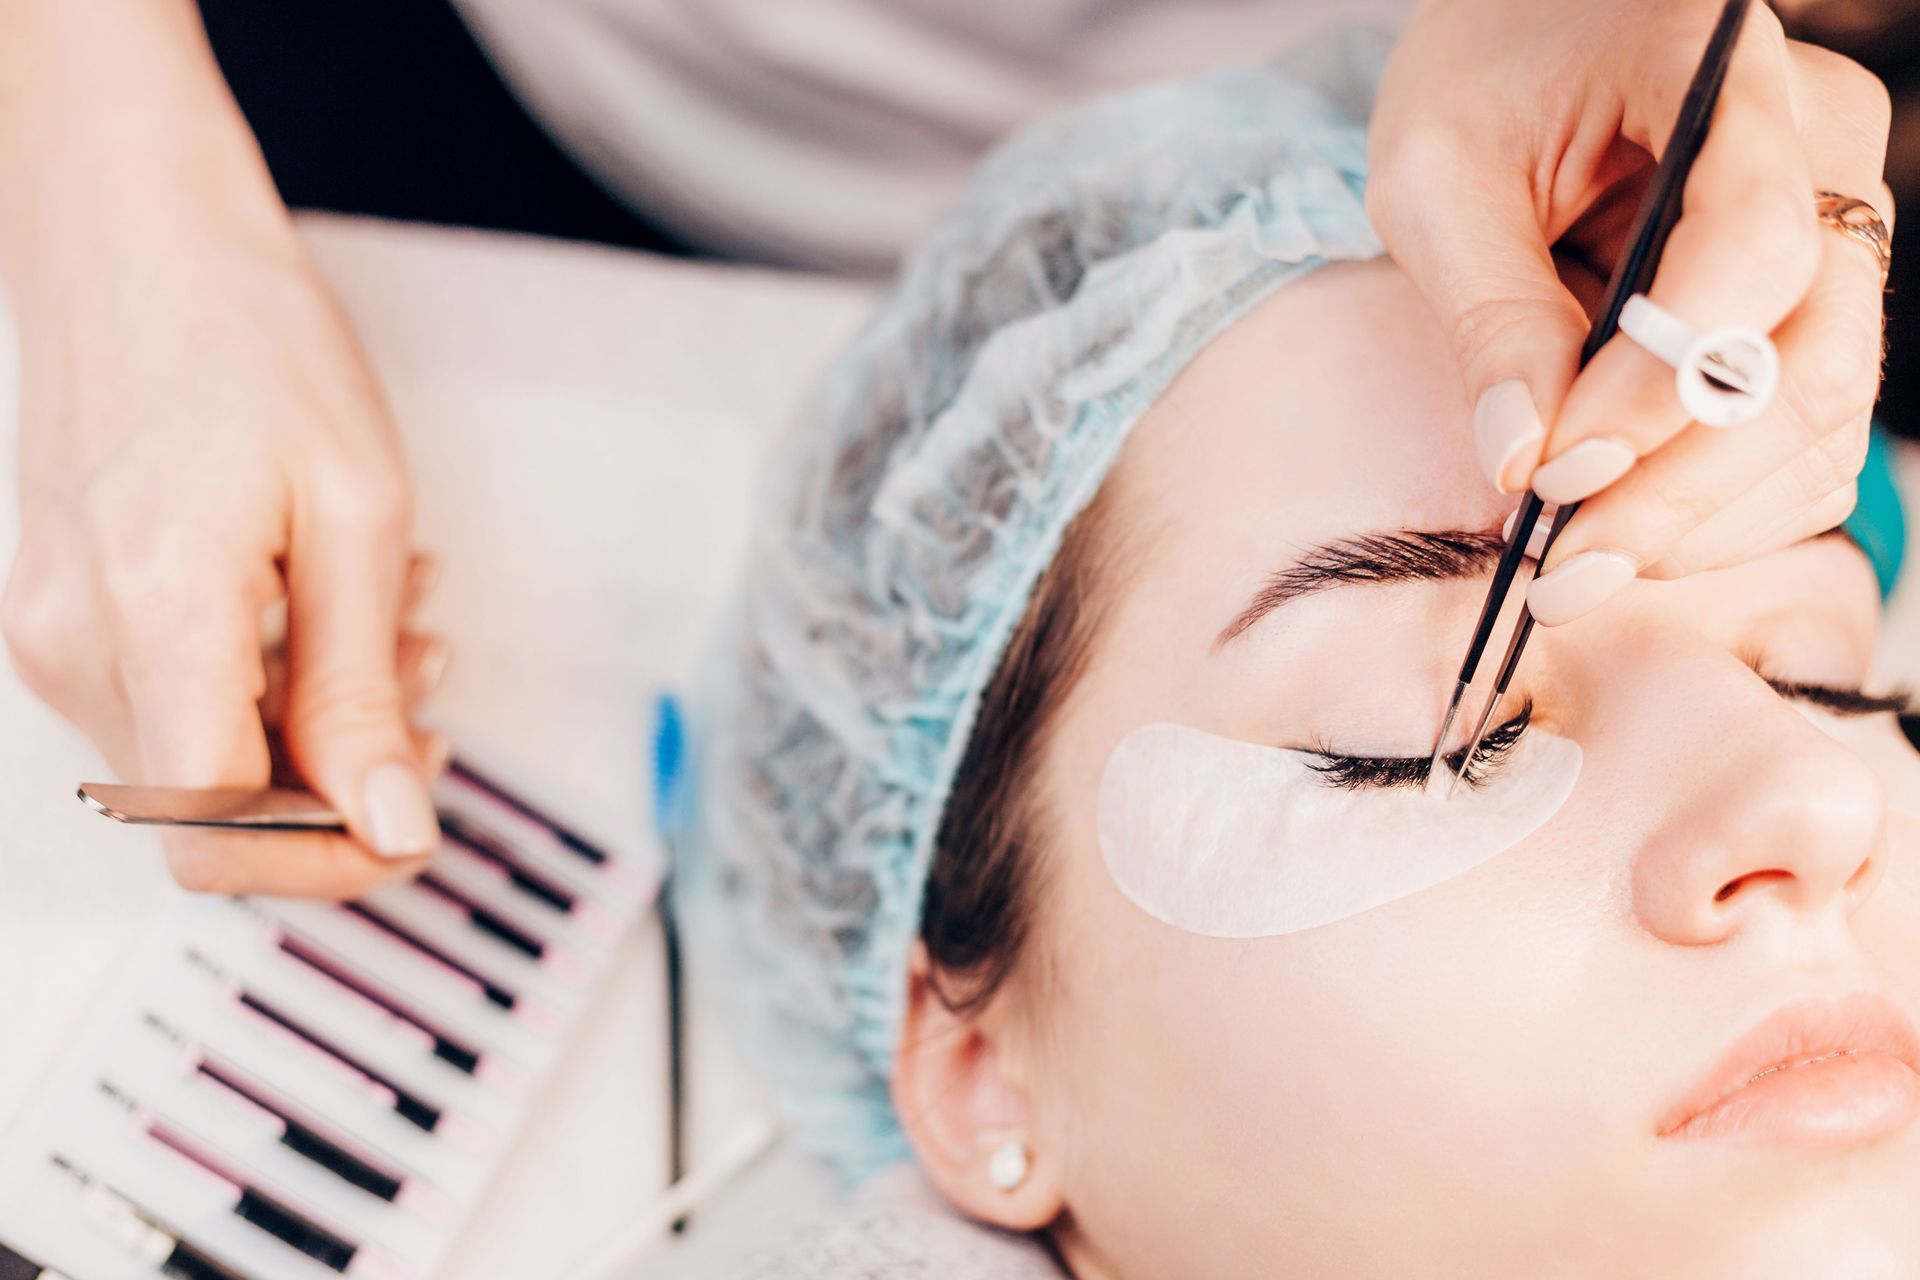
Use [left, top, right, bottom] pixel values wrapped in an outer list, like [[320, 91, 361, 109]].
[[1713, 869, 1794, 905]]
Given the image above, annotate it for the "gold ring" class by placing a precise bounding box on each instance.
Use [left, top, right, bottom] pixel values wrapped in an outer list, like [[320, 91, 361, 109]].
[[1815, 190, 1891, 280]]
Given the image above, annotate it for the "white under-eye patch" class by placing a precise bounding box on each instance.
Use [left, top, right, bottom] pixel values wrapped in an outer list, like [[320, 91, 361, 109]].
[[1096, 723, 1583, 938]]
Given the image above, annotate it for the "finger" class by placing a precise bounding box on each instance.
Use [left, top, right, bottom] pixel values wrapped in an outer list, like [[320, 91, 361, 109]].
[[1366, 133, 1587, 493], [281, 474, 438, 861], [1783, 41, 1895, 235], [105, 569, 310, 894], [1654, 475, 1859, 579], [262, 629, 449, 731], [413, 728, 451, 781], [397, 632, 451, 708], [160, 826, 428, 900], [1525, 38, 1892, 624], [1, 530, 132, 748], [1621, 10, 1820, 332], [1539, 13, 1822, 495], [113, 569, 274, 791], [259, 645, 289, 730], [1527, 228, 1881, 625]]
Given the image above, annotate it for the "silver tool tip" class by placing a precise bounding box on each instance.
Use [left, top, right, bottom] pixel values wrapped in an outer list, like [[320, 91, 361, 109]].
[[1425, 679, 1471, 778], [1445, 690, 1507, 798]]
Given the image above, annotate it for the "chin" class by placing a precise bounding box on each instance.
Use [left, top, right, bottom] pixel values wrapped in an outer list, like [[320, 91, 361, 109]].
[[1646, 1161, 1920, 1280]]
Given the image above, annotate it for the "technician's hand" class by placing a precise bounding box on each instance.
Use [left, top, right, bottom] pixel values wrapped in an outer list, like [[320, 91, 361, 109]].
[[2, 220, 443, 898], [1370, 0, 1893, 624]]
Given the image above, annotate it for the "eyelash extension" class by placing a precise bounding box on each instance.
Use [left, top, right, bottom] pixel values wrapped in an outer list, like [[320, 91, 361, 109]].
[[1764, 679, 1914, 718], [1308, 700, 1533, 792], [1300, 677, 1906, 797]]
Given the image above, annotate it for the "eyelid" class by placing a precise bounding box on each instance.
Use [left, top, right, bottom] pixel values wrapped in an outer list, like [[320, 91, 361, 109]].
[[1308, 701, 1533, 791], [1307, 677, 1906, 793]]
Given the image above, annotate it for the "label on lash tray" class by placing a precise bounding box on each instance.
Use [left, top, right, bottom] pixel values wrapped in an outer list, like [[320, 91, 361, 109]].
[[1096, 723, 1583, 938]]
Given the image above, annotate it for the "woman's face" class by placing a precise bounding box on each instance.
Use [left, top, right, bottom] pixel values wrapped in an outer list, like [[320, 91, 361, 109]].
[[1020, 260, 1920, 1278]]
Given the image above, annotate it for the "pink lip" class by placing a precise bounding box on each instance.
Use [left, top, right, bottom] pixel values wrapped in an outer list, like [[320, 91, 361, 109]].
[[1660, 994, 1920, 1147]]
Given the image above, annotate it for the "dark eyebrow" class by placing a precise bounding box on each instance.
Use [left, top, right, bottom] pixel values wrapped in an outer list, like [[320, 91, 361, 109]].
[[1214, 529, 1508, 649], [1764, 678, 1913, 717]]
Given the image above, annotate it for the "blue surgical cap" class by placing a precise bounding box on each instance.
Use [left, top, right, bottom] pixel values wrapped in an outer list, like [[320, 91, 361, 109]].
[[676, 27, 1400, 1179]]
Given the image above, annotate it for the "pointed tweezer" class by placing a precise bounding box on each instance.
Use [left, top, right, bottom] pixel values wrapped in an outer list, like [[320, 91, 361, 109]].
[[1425, 489, 1546, 779], [1428, 0, 1753, 792], [1442, 502, 1578, 796]]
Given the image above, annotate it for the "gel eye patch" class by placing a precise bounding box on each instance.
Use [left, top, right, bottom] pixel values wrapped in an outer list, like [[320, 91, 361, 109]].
[[1096, 723, 1582, 938]]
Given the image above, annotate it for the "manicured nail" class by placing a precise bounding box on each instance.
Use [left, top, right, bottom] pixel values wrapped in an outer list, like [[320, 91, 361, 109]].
[[362, 762, 440, 858], [1526, 550, 1641, 626], [415, 638, 451, 697], [1530, 437, 1637, 505], [1473, 380, 1546, 493], [1502, 506, 1554, 559]]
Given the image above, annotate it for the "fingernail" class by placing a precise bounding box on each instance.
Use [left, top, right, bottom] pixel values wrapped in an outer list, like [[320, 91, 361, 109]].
[[1526, 550, 1641, 626], [1502, 506, 1554, 559], [362, 762, 440, 858], [1530, 437, 1637, 505], [416, 639, 451, 697], [1473, 380, 1546, 493]]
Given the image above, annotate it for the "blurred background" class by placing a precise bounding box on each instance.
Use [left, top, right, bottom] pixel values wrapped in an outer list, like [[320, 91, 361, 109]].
[[197, 0, 1920, 438]]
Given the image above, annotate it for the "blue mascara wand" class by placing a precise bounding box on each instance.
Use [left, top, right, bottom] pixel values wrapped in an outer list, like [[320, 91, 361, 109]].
[[651, 691, 690, 1231]]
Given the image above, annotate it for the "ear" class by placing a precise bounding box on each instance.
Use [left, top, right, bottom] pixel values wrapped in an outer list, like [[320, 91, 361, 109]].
[[891, 941, 1063, 1232]]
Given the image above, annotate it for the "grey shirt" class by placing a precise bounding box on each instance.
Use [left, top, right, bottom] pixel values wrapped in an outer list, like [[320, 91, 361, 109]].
[[448, 0, 1411, 272]]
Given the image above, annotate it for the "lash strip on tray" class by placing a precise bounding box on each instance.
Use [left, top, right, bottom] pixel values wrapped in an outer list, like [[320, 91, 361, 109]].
[[138, 1122, 383, 1277], [437, 813, 581, 914], [274, 930, 488, 1076], [192, 1058, 406, 1203], [411, 873, 548, 961], [445, 759, 610, 866], [339, 903, 519, 1011], [231, 990, 444, 1134]]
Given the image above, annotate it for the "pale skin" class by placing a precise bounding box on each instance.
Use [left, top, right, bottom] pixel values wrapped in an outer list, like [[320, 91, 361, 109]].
[[893, 260, 1920, 1278], [0, 0, 1895, 896]]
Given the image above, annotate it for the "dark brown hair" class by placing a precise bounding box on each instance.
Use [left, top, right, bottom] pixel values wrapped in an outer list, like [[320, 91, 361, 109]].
[[919, 492, 1120, 1013]]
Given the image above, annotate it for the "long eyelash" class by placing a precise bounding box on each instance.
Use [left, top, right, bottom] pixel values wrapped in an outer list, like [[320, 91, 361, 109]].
[[1308, 700, 1534, 792], [1765, 678, 1914, 717], [1302, 677, 1912, 796]]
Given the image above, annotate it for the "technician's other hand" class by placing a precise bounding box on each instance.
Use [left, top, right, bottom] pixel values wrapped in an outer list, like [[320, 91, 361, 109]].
[[2, 217, 440, 898], [1370, 0, 1892, 624]]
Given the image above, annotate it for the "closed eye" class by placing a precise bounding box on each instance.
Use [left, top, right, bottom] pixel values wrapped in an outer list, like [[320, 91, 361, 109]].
[[1303, 678, 1910, 797], [1308, 701, 1533, 792]]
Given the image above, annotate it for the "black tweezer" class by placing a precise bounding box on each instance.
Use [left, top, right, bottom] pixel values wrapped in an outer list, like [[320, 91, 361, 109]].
[[1428, 0, 1755, 789]]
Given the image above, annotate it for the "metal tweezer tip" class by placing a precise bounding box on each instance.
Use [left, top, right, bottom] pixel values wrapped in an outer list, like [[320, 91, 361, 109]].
[[1425, 678, 1471, 781], [1446, 689, 1507, 798]]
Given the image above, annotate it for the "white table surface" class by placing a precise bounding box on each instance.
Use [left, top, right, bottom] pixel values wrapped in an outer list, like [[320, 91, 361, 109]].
[[4, 216, 1919, 1278], [0, 214, 877, 1278]]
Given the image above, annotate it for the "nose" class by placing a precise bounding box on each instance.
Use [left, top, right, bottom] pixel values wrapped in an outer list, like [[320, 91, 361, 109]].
[[1625, 669, 1886, 948]]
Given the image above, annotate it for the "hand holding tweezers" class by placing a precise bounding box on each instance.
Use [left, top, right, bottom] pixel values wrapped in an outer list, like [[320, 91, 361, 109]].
[[1428, 0, 1756, 789]]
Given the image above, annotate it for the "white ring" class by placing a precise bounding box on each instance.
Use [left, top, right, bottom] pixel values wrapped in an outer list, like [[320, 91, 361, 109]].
[[1618, 294, 1778, 428]]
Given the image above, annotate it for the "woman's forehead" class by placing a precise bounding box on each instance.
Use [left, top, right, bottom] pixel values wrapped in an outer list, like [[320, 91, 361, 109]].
[[1111, 260, 1510, 565]]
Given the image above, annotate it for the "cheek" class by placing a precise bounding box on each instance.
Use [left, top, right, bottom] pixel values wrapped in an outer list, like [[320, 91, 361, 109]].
[[1856, 810, 1920, 971], [1033, 817, 1590, 1163], [1028, 792, 1647, 1254]]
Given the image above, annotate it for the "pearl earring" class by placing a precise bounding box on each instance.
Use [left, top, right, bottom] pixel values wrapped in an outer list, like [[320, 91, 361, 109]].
[[987, 1139, 1030, 1192]]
